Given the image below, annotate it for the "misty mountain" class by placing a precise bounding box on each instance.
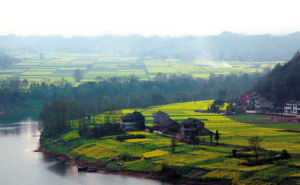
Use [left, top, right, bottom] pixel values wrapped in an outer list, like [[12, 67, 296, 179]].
[[1, 32, 300, 61]]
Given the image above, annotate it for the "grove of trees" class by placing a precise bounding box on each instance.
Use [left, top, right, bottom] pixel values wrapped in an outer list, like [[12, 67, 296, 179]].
[[1, 72, 260, 124], [39, 100, 85, 137], [256, 52, 300, 106]]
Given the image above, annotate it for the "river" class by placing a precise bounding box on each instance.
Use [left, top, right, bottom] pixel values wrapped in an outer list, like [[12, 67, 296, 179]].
[[0, 119, 169, 185]]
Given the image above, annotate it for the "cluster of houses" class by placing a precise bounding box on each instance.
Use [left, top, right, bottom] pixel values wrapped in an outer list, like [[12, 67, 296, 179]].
[[121, 110, 213, 142], [241, 91, 300, 116], [241, 92, 277, 113]]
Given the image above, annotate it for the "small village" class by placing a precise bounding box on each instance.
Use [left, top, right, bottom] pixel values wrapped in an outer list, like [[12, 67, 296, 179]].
[[241, 91, 300, 123], [121, 91, 300, 142], [122, 110, 219, 145]]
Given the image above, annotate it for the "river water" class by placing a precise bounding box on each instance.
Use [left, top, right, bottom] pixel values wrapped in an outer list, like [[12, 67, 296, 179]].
[[0, 119, 169, 185]]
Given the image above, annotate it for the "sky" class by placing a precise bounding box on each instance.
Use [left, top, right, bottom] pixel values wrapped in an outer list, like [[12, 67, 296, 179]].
[[1, 0, 300, 37]]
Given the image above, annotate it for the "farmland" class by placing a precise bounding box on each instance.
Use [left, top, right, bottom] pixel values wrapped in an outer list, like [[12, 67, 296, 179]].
[[0, 52, 285, 82], [42, 100, 300, 184]]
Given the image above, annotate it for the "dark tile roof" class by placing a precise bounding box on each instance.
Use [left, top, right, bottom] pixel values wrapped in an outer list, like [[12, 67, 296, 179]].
[[182, 118, 204, 127], [121, 111, 144, 122]]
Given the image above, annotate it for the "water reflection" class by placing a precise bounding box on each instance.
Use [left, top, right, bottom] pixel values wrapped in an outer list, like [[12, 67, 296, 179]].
[[0, 118, 38, 136], [47, 161, 70, 176], [0, 124, 22, 136], [0, 118, 170, 185], [0, 112, 36, 123]]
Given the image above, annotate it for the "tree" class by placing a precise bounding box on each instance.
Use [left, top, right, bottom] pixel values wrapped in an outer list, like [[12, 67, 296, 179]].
[[39, 100, 71, 137], [248, 136, 262, 163], [154, 72, 167, 82], [215, 130, 220, 145], [171, 135, 177, 153], [73, 68, 83, 82], [210, 99, 225, 113], [78, 120, 89, 137], [39, 100, 85, 137], [210, 132, 213, 145]]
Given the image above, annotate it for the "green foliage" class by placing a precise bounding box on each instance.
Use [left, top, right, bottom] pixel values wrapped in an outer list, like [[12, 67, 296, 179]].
[[39, 100, 85, 137], [248, 136, 263, 163], [215, 130, 220, 145], [73, 68, 83, 82], [39, 100, 71, 137], [210, 99, 225, 113], [78, 110, 123, 138], [116, 134, 145, 142], [256, 52, 300, 103], [41, 100, 300, 184]]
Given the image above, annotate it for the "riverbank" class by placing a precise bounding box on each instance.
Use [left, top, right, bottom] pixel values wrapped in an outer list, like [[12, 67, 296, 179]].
[[39, 100, 300, 185], [38, 145, 227, 185]]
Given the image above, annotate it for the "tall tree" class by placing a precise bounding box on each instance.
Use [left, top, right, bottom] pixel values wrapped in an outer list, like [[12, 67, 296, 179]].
[[39, 100, 85, 137], [248, 136, 262, 164], [39, 100, 71, 137], [215, 130, 220, 145], [171, 135, 177, 153], [73, 68, 83, 82]]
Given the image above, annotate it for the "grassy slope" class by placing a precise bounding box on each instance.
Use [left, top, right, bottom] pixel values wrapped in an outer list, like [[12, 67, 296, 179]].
[[42, 100, 300, 184]]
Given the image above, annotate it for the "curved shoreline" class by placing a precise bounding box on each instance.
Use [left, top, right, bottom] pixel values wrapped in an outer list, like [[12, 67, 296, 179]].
[[38, 146, 228, 185]]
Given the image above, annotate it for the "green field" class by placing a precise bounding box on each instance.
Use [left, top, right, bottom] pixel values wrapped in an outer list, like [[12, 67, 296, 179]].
[[0, 52, 286, 82], [42, 100, 300, 184], [227, 114, 275, 124]]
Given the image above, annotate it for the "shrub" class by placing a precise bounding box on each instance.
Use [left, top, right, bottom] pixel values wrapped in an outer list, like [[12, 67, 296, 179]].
[[159, 163, 181, 180], [116, 134, 145, 141], [232, 149, 237, 157], [281, 150, 291, 159], [119, 153, 140, 161]]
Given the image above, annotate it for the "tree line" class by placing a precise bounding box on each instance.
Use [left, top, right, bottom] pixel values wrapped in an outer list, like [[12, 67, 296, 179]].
[[256, 52, 300, 106], [0, 73, 260, 117]]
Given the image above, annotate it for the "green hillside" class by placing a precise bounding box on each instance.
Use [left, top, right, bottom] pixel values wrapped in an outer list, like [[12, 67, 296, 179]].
[[41, 100, 300, 184]]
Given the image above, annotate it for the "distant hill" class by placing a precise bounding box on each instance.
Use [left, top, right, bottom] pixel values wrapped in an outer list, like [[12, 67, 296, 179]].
[[0, 54, 18, 68], [256, 52, 300, 104], [1, 32, 300, 61]]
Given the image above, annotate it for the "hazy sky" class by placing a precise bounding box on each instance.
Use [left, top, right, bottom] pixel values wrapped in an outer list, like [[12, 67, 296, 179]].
[[1, 0, 300, 37]]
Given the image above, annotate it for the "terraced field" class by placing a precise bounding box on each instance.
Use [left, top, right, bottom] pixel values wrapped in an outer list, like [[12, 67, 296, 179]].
[[0, 52, 285, 82], [43, 100, 300, 184]]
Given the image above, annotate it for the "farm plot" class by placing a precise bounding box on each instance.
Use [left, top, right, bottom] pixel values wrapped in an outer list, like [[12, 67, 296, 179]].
[[44, 100, 300, 184], [2, 53, 286, 82]]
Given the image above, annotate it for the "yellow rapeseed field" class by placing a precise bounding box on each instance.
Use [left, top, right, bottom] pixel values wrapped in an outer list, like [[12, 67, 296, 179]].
[[46, 100, 300, 184], [143, 150, 170, 158]]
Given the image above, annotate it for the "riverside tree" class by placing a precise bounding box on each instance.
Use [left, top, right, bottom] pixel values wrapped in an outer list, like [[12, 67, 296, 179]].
[[39, 100, 85, 137]]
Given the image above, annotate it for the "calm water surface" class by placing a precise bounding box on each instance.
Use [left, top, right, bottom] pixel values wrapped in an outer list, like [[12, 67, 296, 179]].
[[0, 119, 169, 185]]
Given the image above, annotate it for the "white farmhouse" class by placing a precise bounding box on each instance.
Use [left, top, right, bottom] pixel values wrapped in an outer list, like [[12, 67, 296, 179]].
[[284, 100, 300, 115]]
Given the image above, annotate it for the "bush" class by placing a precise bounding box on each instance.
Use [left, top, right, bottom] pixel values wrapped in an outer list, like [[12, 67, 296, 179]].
[[119, 153, 140, 161], [281, 150, 291, 159], [159, 163, 181, 180], [232, 149, 237, 157], [116, 134, 145, 141]]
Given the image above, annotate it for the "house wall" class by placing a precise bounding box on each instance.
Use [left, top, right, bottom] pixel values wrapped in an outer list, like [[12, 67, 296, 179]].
[[284, 103, 300, 115], [241, 92, 251, 106], [121, 122, 136, 130]]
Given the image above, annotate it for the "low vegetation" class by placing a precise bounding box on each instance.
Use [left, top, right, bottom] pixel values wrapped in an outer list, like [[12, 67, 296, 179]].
[[41, 100, 300, 184]]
